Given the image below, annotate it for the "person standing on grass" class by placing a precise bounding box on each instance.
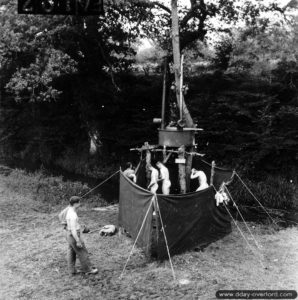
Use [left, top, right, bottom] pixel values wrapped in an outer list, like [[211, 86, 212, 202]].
[[65, 196, 98, 275]]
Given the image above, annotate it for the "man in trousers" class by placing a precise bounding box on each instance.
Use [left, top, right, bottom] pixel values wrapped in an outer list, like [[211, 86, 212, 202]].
[[65, 196, 98, 275]]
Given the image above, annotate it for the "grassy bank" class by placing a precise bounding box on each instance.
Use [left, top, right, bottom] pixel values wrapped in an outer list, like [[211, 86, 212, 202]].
[[2, 169, 108, 211], [0, 172, 297, 300], [229, 173, 298, 211]]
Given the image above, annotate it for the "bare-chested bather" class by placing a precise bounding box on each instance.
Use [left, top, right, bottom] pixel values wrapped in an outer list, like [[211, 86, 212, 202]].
[[190, 168, 209, 191], [147, 164, 159, 194], [156, 161, 171, 195]]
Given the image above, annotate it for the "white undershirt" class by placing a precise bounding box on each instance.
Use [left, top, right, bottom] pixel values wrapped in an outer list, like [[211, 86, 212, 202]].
[[66, 207, 81, 232]]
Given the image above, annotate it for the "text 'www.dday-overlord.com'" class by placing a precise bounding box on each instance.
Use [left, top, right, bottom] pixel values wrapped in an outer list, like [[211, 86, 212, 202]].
[[216, 290, 298, 299]]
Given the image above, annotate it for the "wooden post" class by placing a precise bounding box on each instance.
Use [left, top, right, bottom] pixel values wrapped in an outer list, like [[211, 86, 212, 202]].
[[179, 54, 184, 121], [185, 149, 193, 192], [171, 0, 196, 193], [171, 0, 181, 112], [171, 0, 186, 194], [210, 160, 216, 186], [144, 142, 152, 186], [177, 145, 186, 194], [171, 0, 194, 128], [161, 58, 167, 130], [163, 145, 166, 162]]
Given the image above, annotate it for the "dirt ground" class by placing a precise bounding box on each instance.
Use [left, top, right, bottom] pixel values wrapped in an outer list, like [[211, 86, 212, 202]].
[[0, 176, 297, 300]]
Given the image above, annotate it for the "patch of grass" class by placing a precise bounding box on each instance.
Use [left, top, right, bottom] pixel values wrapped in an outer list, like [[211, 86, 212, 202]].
[[0, 173, 297, 300], [230, 175, 297, 210], [2, 169, 108, 210]]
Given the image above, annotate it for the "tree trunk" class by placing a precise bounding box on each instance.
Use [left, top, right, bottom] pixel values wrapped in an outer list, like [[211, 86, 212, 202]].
[[171, 0, 181, 114], [172, 0, 195, 193], [171, 0, 186, 193], [171, 0, 194, 128]]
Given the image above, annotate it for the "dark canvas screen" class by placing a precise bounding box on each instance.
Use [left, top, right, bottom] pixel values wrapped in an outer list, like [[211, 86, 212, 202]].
[[155, 187, 232, 259], [118, 172, 153, 255]]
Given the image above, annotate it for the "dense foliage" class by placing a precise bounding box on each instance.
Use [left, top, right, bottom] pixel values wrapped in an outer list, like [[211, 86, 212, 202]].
[[3, 169, 107, 209], [0, 0, 297, 196]]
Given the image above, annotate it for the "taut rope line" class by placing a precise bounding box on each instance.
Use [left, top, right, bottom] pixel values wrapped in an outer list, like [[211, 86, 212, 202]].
[[81, 170, 120, 198], [224, 185, 262, 250], [235, 172, 278, 226], [120, 198, 153, 279], [222, 200, 266, 269], [211, 185, 265, 269], [155, 195, 177, 282]]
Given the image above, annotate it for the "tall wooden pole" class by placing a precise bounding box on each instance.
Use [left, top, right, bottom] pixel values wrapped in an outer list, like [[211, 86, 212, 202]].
[[144, 142, 152, 186], [171, 1, 193, 128], [161, 58, 167, 130], [178, 145, 186, 193], [171, 0, 186, 193], [171, 0, 181, 114], [179, 54, 184, 121]]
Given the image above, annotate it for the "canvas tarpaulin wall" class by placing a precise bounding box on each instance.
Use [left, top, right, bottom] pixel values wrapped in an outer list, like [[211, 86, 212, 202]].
[[118, 171, 153, 255], [155, 187, 232, 259], [119, 158, 233, 259], [135, 158, 147, 189]]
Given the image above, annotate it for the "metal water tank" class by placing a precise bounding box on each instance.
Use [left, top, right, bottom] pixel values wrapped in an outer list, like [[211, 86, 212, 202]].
[[158, 128, 195, 147]]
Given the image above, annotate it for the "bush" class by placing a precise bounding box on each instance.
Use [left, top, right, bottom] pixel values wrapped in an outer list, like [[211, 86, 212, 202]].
[[54, 147, 118, 179], [3, 169, 108, 207], [230, 175, 297, 210]]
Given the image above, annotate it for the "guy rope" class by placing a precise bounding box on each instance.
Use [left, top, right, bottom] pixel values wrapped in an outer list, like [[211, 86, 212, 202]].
[[80, 170, 120, 199], [234, 172, 278, 226]]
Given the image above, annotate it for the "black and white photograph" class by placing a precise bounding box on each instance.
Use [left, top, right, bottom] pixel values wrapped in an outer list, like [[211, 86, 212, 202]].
[[0, 0, 297, 299]]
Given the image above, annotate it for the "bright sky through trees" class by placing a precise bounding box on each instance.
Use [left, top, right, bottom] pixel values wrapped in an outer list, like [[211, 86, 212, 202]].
[[138, 0, 294, 51]]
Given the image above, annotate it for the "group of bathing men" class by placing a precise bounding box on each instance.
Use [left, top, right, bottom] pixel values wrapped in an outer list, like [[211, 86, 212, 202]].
[[123, 161, 209, 195], [60, 161, 210, 276]]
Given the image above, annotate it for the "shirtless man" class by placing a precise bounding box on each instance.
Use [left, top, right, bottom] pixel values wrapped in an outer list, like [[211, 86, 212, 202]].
[[190, 168, 209, 191], [123, 162, 137, 183], [156, 161, 171, 195], [147, 164, 159, 194]]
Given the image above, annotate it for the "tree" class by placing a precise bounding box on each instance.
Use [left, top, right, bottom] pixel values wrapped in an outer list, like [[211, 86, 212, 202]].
[[0, 0, 291, 174], [1, 0, 284, 104]]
